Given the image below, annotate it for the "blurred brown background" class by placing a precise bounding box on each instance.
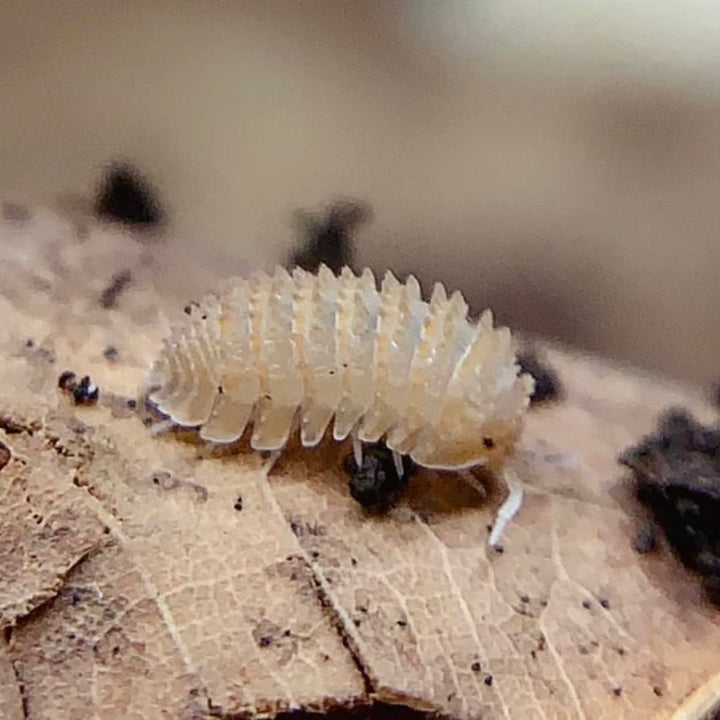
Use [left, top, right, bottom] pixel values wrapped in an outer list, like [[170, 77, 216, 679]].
[[2, 0, 720, 386]]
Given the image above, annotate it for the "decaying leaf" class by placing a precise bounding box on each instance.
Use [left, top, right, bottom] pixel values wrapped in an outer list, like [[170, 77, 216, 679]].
[[1, 208, 719, 719], [0, 424, 105, 629]]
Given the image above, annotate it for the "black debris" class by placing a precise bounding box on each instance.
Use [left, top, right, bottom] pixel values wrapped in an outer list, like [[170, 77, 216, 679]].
[[30, 345, 55, 365], [0, 416, 26, 435], [484, 674, 493, 687], [73, 376, 99, 406], [517, 349, 562, 405], [633, 522, 658, 554], [612, 687, 623, 697], [58, 372, 99, 406], [344, 442, 416, 513], [100, 269, 133, 308], [471, 661, 481, 672], [273, 702, 443, 720], [58, 371, 77, 390], [95, 162, 164, 228], [288, 198, 372, 275], [710, 379, 720, 409], [234, 495, 243, 511], [599, 598, 611, 610], [103, 345, 119, 362], [1, 202, 32, 222], [582, 599, 592, 610], [0, 440, 11, 471], [619, 409, 720, 605]]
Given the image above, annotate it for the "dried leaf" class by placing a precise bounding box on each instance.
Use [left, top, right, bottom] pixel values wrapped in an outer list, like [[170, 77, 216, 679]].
[[1, 208, 719, 719]]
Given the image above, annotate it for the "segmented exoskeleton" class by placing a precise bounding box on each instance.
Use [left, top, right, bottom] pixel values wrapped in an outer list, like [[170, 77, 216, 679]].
[[145, 265, 534, 545]]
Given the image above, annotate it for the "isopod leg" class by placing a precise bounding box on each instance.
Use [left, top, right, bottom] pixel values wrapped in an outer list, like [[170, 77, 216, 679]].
[[392, 450, 404, 479], [488, 469, 524, 548], [459, 470, 487, 499], [352, 434, 363, 468], [259, 450, 282, 480], [254, 450, 282, 509]]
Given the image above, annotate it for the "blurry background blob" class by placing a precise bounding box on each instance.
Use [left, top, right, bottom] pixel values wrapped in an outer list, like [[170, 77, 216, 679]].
[[2, 0, 720, 385]]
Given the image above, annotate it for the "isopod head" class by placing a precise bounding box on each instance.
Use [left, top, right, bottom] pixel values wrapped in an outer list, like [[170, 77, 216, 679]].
[[406, 390, 534, 472]]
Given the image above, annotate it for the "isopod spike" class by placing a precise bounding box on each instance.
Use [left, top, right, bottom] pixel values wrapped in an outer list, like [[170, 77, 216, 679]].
[[273, 264, 292, 283], [334, 266, 377, 440], [404, 273, 421, 299], [429, 281, 447, 307], [479, 308, 494, 328], [147, 337, 177, 407], [332, 399, 364, 441], [163, 331, 214, 427], [300, 402, 334, 448], [199, 387, 255, 444], [358, 269, 404, 441], [251, 400, 297, 452], [381, 268, 401, 292], [385, 424, 419, 456]]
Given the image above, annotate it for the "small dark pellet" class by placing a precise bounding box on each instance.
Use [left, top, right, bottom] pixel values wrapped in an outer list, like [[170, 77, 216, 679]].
[[58, 371, 77, 390], [633, 523, 658, 554], [95, 162, 164, 227]]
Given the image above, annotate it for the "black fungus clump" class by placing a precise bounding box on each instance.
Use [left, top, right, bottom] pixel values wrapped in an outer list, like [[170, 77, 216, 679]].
[[1, 202, 32, 222], [95, 162, 164, 228], [100, 269, 133, 308], [289, 199, 372, 275], [58, 371, 99, 406], [517, 349, 562, 405], [619, 408, 720, 605], [344, 442, 416, 513]]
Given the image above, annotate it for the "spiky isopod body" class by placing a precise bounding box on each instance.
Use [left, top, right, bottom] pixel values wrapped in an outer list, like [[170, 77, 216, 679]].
[[146, 265, 534, 544]]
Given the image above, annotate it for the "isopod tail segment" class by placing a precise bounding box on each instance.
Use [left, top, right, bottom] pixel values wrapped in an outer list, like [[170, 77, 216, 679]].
[[142, 264, 536, 547]]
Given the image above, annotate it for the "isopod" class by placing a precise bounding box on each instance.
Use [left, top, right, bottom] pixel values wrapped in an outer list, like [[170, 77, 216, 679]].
[[144, 265, 535, 546]]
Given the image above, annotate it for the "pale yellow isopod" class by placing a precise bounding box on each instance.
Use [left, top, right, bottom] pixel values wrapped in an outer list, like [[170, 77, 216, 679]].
[[144, 265, 535, 546]]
